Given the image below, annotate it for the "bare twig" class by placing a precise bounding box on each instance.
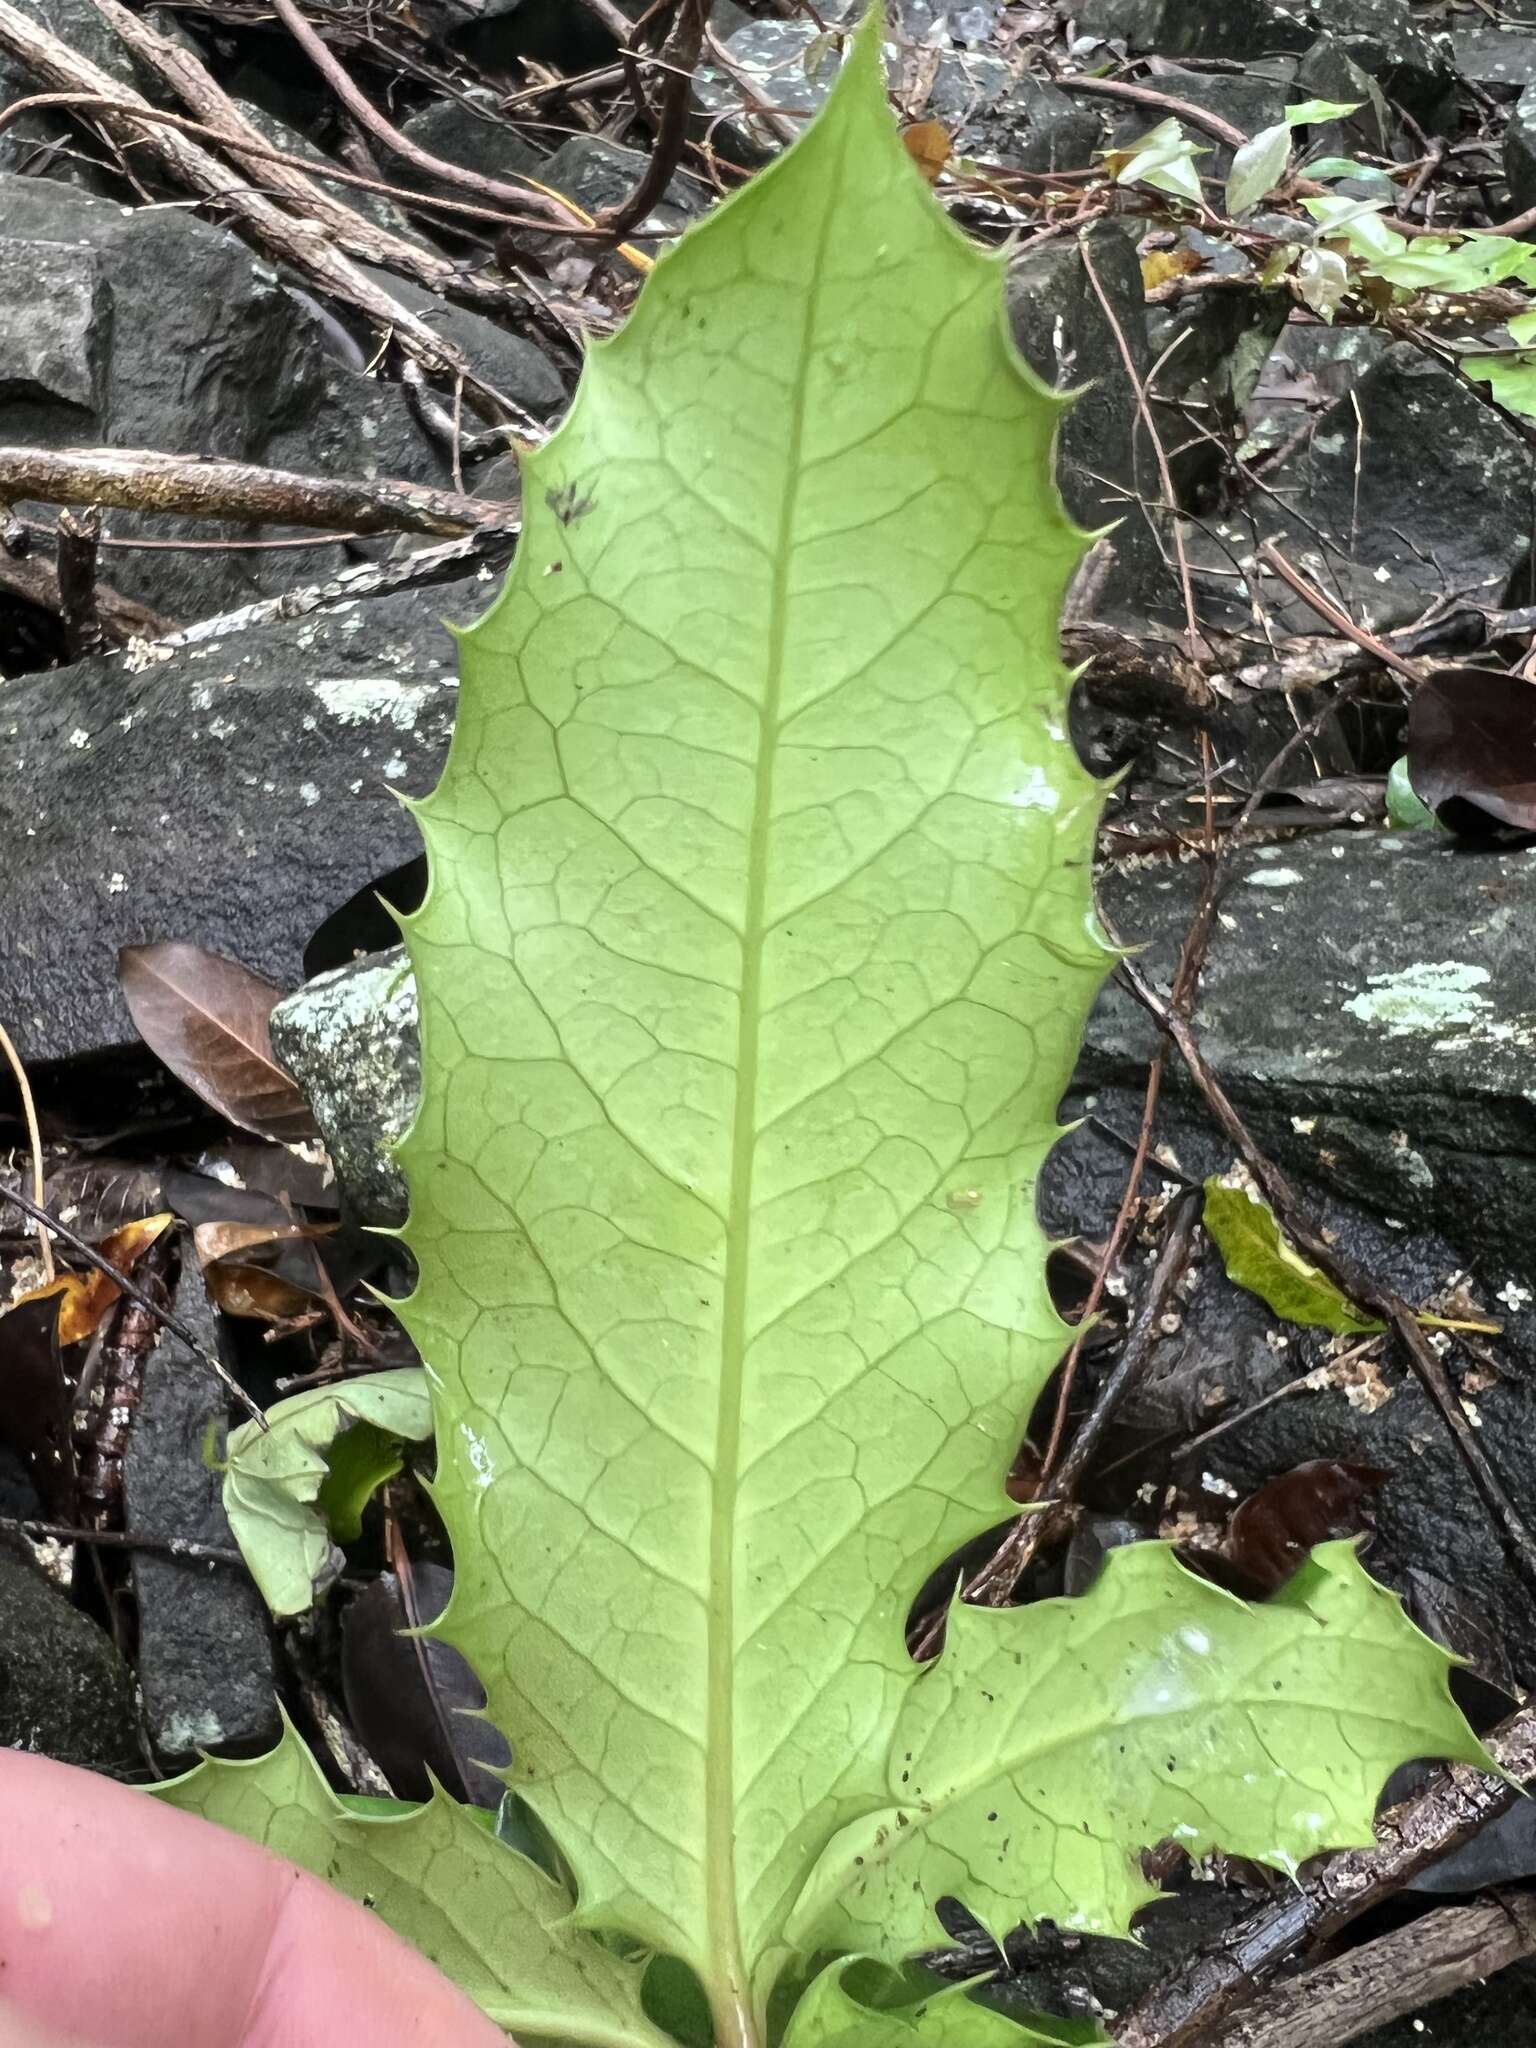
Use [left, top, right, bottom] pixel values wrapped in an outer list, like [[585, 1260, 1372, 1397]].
[[0, 1515, 245, 1566], [1219, 1894, 1536, 2048], [0, 446, 515, 540], [0, 1185, 266, 1433], [55, 505, 105, 660], [1116, 1703, 1536, 2048], [0, 540, 173, 645], [1257, 541, 1424, 686], [599, 0, 707, 241], [0, 1028, 53, 1281]]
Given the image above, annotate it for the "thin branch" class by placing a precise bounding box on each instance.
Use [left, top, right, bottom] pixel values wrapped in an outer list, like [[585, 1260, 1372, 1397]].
[[0, 1186, 266, 1432], [1257, 541, 1425, 686], [0, 446, 514, 539], [55, 504, 105, 659], [0, 1029, 53, 1281], [1220, 1894, 1536, 2048], [599, 0, 708, 242], [0, 1515, 246, 1567]]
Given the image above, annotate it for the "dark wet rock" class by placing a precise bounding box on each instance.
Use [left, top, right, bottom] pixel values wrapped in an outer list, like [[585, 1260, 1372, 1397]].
[[124, 1250, 278, 1762], [270, 950, 420, 1227], [1078, 0, 1450, 118], [0, 1543, 139, 1772], [976, 76, 1102, 176], [0, 176, 446, 620], [1359, 1972, 1536, 2048], [384, 90, 544, 203], [0, 583, 468, 1072], [1149, 264, 1291, 500], [1508, 83, 1536, 222], [1294, 35, 1394, 156], [1088, 829, 1536, 1282], [1202, 342, 1536, 634], [355, 269, 567, 421], [1005, 220, 1177, 627], [1239, 322, 1393, 461], [539, 133, 702, 238]]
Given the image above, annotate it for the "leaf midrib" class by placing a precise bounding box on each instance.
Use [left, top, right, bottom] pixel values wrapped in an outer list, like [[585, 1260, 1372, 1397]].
[[706, 115, 849, 2043]]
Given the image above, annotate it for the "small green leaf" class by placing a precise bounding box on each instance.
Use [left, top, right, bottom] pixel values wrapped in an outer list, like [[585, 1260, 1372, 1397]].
[[1302, 193, 1402, 259], [1226, 121, 1291, 216], [223, 1368, 432, 1616], [787, 1543, 1487, 1958], [1108, 118, 1207, 203], [1465, 352, 1536, 418], [1386, 754, 1439, 830], [783, 1958, 1103, 2045], [1203, 1177, 1383, 1333], [1284, 97, 1364, 125], [157, 1718, 673, 2048], [1509, 309, 1536, 344]]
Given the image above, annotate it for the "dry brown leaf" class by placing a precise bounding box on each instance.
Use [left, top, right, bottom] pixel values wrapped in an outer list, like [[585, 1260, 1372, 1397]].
[[118, 942, 317, 1142], [10, 1211, 175, 1345], [901, 118, 951, 184], [1140, 247, 1203, 291]]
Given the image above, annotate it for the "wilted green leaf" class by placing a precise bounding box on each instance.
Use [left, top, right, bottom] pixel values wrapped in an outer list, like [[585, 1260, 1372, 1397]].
[[1302, 157, 1395, 189], [1302, 193, 1402, 259], [1227, 121, 1291, 216], [1465, 352, 1536, 418], [1203, 1178, 1383, 1334], [1386, 754, 1439, 830], [782, 1958, 1103, 2045], [223, 1368, 432, 1616], [1108, 117, 1207, 202], [159, 1718, 672, 2048]]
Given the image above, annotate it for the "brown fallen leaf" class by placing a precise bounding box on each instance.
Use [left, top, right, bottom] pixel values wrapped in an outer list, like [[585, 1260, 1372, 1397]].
[[1140, 246, 1203, 292], [901, 118, 951, 184], [1224, 1459, 1387, 1592], [1407, 667, 1536, 834], [10, 1211, 175, 1346], [119, 942, 318, 1142]]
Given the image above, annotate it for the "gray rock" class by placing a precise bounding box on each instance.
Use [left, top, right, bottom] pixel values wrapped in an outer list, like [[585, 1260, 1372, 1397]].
[[0, 177, 446, 621], [1451, 25, 1536, 93], [0, 238, 107, 415], [0, 1544, 139, 1773], [1509, 83, 1536, 221], [1088, 829, 1536, 1281], [270, 951, 420, 1226], [1201, 342, 1536, 634], [0, 582, 467, 1069], [358, 268, 567, 421], [124, 1251, 278, 1762], [1294, 34, 1394, 157]]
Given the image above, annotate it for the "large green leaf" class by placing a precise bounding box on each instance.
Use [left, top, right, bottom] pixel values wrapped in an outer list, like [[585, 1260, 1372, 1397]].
[[785, 1542, 1483, 1960], [161, 1719, 670, 2048], [169, 14, 1487, 2045], [395, 11, 1103, 2034]]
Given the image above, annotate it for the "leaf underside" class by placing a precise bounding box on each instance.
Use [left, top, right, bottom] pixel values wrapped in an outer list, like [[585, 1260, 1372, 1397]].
[[164, 15, 1487, 2046]]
